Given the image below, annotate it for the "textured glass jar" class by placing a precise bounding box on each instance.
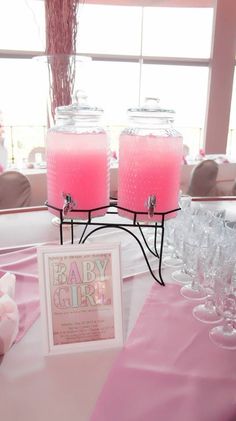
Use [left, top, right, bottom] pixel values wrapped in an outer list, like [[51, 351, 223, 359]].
[[46, 93, 110, 219], [118, 98, 183, 221]]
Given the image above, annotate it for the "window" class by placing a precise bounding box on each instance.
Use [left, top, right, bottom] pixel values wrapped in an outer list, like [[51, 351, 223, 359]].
[[0, 0, 46, 167], [140, 64, 209, 156], [0, 58, 47, 166], [77, 5, 142, 56], [76, 3, 213, 157], [0, 0, 236, 168], [0, 0, 45, 51], [142, 7, 213, 58]]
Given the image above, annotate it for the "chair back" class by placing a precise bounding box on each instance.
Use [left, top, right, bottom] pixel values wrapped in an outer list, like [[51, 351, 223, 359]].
[[0, 171, 31, 209], [232, 180, 236, 196], [28, 147, 46, 164], [187, 159, 219, 197]]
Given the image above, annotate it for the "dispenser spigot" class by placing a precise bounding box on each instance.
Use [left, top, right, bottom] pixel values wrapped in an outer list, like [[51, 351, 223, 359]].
[[147, 195, 156, 218], [62, 193, 76, 217]]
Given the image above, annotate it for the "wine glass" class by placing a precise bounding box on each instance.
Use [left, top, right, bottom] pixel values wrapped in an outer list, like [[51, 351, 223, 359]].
[[181, 212, 228, 301], [178, 193, 192, 211], [208, 224, 236, 348], [192, 243, 224, 323], [171, 237, 193, 284], [192, 219, 235, 322], [180, 239, 207, 300], [162, 219, 175, 255], [172, 214, 203, 284], [163, 210, 191, 267], [163, 221, 183, 267], [209, 272, 236, 349]]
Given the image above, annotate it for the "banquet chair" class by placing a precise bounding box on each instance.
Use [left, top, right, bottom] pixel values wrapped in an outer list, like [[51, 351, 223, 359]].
[[0, 171, 32, 209], [187, 159, 220, 197], [232, 180, 236, 196], [182, 144, 190, 164], [28, 147, 46, 164]]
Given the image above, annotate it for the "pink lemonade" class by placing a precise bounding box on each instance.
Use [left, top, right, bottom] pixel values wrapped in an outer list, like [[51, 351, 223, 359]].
[[118, 134, 183, 221], [46, 131, 110, 219]]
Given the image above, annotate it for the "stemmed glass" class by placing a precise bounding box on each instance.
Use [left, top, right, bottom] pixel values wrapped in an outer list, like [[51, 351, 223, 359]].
[[171, 237, 193, 284], [172, 214, 203, 284], [162, 219, 175, 255], [163, 222, 186, 267], [163, 210, 191, 267], [192, 243, 224, 323], [192, 217, 235, 323], [180, 211, 225, 300], [209, 265, 236, 349], [208, 222, 236, 348], [172, 207, 209, 294], [178, 193, 192, 211], [179, 238, 207, 300]]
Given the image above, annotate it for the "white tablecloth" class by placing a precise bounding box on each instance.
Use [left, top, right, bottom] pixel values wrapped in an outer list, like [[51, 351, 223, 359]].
[[0, 205, 236, 421]]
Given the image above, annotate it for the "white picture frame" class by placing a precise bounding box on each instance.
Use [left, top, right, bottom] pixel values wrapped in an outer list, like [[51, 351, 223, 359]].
[[37, 243, 123, 355]]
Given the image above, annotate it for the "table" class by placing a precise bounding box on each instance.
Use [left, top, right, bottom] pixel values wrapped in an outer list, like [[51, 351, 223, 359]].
[[0, 205, 236, 421], [0, 208, 154, 421], [9, 162, 236, 208], [91, 283, 236, 421]]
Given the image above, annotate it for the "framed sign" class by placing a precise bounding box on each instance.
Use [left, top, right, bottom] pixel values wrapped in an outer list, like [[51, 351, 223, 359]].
[[37, 243, 123, 355]]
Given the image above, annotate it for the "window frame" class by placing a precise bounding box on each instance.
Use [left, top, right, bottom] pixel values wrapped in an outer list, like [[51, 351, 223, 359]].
[[0, 0, 235, 156]]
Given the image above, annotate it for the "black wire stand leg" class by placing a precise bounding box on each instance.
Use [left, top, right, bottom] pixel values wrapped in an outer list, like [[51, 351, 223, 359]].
[[47, 199, 180, 287]]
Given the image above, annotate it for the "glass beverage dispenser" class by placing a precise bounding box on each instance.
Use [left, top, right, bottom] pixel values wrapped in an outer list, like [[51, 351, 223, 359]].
[[46, 93, 110, 219], [118, 98, 183, 221]]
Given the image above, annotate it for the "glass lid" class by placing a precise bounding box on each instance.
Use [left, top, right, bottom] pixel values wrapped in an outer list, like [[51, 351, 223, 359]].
[[56, 90, 104, 119], [128, 97, 175, 120]]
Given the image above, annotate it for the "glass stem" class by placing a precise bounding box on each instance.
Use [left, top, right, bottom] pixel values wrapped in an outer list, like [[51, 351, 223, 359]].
[[191, 276, 199, 290], [222, 318, 234, 335], [204, 296, 214, 311], [182, 264, 187, 274]]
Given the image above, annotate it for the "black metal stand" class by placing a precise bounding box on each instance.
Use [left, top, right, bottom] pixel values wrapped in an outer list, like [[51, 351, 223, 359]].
[[46, 199, 180, 287]]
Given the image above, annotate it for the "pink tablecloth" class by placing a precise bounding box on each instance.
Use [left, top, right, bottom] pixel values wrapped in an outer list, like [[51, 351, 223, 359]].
[[90, 283, 236, 421]]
